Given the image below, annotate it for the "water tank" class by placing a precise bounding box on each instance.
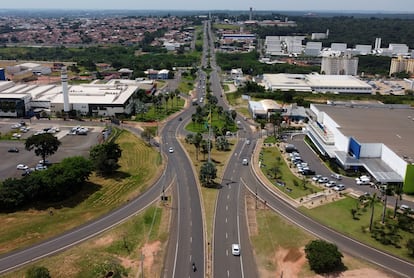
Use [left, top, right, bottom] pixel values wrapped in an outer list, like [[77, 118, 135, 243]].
[[0, 68, 5, 81]]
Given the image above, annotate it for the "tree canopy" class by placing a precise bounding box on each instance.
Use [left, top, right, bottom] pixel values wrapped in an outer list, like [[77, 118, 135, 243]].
[[25, 133, 61, 162], [89, 142, 122, 175], [305, 239, 344, 274]]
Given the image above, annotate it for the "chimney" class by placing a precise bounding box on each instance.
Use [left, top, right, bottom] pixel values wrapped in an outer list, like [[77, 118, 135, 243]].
[[61, 66, 70, 112]]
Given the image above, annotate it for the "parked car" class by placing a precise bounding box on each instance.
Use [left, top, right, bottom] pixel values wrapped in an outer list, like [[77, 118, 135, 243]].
[[35, 164, 48, 171], [318, 177, 329, 184], [8, 147, 19, 153], [333, 184, 346, 191], [312, 175, 322, 182], [325, 180, 337, 188], [331, 173, 342, 180], [16, 164, 29, 170], [301, 169, 315, 175]]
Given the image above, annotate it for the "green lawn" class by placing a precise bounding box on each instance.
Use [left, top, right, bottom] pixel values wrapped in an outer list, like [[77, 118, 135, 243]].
[[135, 98, 185, 122], [260, 147, 321, 199], [185, 111, 237, 133], [300, 197, 414, 261]]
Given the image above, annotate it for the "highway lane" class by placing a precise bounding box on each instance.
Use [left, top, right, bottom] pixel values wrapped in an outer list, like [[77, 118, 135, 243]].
[[242, 150, 414, 278], [207, 18, 258, 278], [161, 81, 205, 276]]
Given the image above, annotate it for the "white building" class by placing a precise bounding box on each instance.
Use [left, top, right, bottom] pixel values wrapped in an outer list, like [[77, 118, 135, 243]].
[[389, 44, 409, 55], [262, 73, 372, 94], [321, 55, 359, 75], [307, 102, 414, 193], [304, 42, 322, 57], [0, 79, 155, 117]]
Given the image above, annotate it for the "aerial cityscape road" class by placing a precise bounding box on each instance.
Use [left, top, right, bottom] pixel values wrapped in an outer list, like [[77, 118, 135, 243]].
[[1, 18, 414, 278]]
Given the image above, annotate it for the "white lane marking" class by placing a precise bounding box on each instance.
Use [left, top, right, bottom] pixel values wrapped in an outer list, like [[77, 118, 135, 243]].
[[226, 205, 228, 211], [190, 237, 192, 243], [227, 270, 230, 277], [227, 194, 230, 200], [229, 185, 232, 189], [226, 232, 228, 239], [225, 218, 228, 223]]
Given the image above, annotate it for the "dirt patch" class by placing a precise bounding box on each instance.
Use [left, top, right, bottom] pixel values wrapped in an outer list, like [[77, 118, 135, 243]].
[[245, 195, 258, 236], [139, 241, 161, 275], [275, 247, 307, 278], [93, 235, 114, 247]]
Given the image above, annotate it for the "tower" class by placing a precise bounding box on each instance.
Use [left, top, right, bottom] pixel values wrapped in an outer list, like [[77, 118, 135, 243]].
[[249, 7, 253, 21], [61, 66, 70, 112]]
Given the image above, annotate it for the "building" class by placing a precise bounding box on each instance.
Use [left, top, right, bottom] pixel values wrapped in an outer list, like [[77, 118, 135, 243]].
[[330, 43, 347, 52], [304, 42, 322, 57], [262, 73, 371, 94], [321, 55, 359, 75], [248, 99, 283, 119], [354, 45, 372, 55], [307, 102, 414, 193], [389, 44, 409, 55], [390, 56, 414, 76], [0, 79, 155, 118]]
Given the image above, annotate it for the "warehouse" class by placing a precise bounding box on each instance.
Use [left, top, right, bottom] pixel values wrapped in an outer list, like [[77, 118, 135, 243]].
[[0, 78, 155, 118], [262, 73, 372, 94], [307, 102, 414, 193]]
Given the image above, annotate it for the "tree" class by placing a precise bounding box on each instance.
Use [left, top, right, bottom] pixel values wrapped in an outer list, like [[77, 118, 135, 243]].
[[407, 238, 414, 257], [90, 142, 122, 175], [199, 161, 217, 187], [26, 266, 51, 278], [269, 112, 282, 139], [368, 193, 378, 231], [141, 127, 154, 144], [305, 240, 344, 274], [25, 133, 61, 163]]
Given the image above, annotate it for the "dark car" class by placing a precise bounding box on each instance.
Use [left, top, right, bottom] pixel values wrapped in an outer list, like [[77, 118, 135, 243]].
[[8, 147, 19, 153], [301, 169, 315, 175]]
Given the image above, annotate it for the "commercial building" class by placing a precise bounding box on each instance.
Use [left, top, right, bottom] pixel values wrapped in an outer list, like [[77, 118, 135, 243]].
[[0, 78, 155, 118], [307, 102, 414, 193], [262, 73, 372, 94]]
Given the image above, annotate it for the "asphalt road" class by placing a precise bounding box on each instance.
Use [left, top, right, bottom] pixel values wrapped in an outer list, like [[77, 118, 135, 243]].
[[206, 19, 259, 278], [161, 114, 205, 278]]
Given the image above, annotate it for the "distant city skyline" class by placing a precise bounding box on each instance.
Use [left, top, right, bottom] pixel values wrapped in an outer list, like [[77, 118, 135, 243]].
[[1, 0, 414, 13]]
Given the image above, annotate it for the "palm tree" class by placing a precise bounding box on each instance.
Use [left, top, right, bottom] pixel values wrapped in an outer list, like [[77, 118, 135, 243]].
[[368, 192, 378, 231], [392, 183, 404, 218]]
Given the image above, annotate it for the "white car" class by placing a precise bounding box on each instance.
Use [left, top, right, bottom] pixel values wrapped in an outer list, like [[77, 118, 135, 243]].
[[231, 244, 240, 256], [325, 180, 337, 188], [318, 177, 329, 184], [312, 175, 322, 181], [168, 147, 174, 153], [333, 184, 346, 191], [17, 164, 29, 170]]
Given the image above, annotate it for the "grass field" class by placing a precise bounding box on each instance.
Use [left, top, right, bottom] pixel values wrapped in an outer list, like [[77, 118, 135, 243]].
[[3, 204, 169, 278], [260, 146, 321, 199], [135, 98, 185, 122], [0, 130, 162, 255], [300, 196, 414, 261]]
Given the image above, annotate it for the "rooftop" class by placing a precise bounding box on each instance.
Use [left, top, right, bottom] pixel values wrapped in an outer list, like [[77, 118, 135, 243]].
[[314, 103, 414, 160]]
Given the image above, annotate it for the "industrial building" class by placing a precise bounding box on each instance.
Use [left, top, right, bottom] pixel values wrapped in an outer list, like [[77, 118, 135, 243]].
[[390, 56, 414, 76], [321, 54, 359, 75], [0, 70, 155, 118], [307, 102, 414, 193], [261, 73, 372, 94]]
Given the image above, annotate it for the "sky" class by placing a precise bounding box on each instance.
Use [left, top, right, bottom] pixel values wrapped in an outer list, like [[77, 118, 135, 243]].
[[1, 0, 414, 13]]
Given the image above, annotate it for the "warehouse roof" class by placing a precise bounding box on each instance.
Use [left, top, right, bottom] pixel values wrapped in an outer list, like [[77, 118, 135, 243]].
[[313, 103, 414, 160]]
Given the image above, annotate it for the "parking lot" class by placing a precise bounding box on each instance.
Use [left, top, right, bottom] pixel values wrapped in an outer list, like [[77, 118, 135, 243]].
[[0, 119, 104, 179]]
